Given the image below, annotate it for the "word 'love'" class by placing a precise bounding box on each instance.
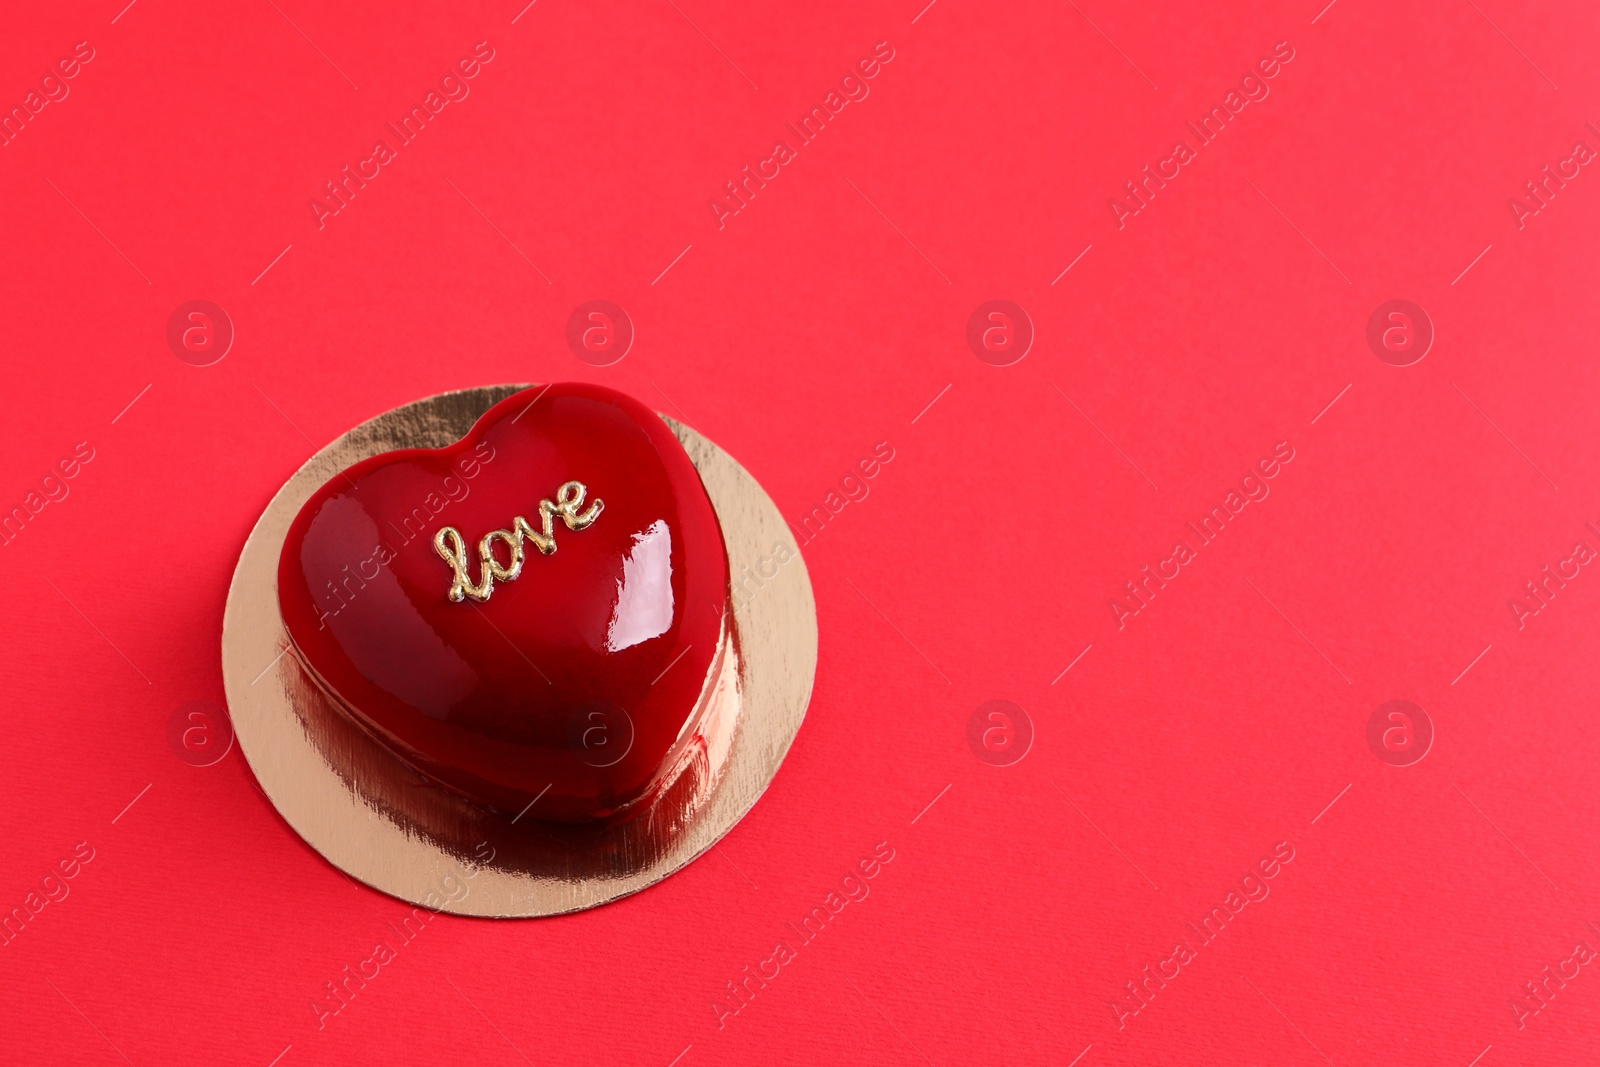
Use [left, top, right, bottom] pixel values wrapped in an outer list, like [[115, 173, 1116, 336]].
[[433, 481, 602, 603]]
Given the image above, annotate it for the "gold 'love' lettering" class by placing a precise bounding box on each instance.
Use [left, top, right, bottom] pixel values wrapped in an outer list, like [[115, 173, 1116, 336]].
[[433, 480, 603, 603]]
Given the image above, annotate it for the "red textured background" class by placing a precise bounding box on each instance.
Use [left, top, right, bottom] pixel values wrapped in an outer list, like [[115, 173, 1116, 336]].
[[3, 1, 1599, 1064]]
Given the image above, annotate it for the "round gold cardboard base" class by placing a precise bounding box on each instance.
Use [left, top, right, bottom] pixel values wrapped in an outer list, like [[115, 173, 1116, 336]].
[[221, 385, 816, 917]]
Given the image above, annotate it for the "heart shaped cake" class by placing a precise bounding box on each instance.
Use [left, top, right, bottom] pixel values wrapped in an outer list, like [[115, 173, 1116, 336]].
[[277, 383, 730, 823]]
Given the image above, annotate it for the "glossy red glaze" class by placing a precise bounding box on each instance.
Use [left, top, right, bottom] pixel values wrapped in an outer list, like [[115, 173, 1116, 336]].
[[277, 384, 729, 823]]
